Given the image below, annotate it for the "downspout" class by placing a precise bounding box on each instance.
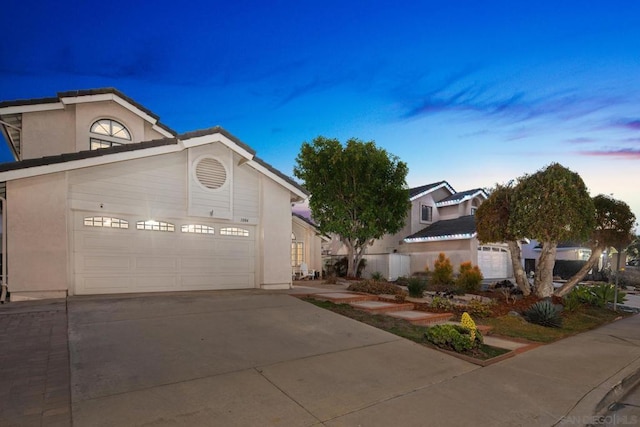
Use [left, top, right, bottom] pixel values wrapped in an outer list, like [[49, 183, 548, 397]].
[[0, 196, 6, 303]]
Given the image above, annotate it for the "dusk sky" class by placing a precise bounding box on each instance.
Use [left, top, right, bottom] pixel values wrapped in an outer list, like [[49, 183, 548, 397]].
[[1, 1, 639, 223]]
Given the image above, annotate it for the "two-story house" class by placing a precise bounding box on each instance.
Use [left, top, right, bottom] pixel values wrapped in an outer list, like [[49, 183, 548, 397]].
[[0, 88, 308, 300], [325, 181, 513, 281]]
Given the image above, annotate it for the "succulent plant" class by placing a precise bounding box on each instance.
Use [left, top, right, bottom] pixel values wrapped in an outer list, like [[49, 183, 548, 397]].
[[524, 300, 563, 328]]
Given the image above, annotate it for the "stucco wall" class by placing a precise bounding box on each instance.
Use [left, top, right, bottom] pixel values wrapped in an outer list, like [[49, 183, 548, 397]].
[[292, 216, 322, 273], [400, 239, 475, 275], [259, 176, 292, 288], [19, 100, 168, 161], [7, 172, 69, 299], [21, 108, 76, 159]]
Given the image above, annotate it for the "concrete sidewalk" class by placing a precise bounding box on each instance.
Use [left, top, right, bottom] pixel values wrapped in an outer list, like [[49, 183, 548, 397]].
[[2, 290, 640, 426]]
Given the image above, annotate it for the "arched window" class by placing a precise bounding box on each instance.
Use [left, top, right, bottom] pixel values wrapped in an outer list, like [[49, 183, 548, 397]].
[[90, 119, 131, 150]]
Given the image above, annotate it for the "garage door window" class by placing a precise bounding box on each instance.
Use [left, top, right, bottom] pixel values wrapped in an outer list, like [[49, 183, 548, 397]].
[[181, 224, 215, 234], [84, 216, 129, 229], [220, 227, 249, 237], [136, 220, 175, 232]]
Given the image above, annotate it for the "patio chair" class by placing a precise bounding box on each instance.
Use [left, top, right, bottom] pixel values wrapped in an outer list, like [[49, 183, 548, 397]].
[[299, 262, 315, 280]]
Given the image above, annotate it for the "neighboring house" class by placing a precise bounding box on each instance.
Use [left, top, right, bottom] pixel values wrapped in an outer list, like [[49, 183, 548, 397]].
[[522, 240, 600, 275], [0, 88, 308, 299], [291, 212, 326, 278], [325, 181, 512, 280]]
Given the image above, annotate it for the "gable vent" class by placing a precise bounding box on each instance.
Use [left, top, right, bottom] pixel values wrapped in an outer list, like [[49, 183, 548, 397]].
[[195, 157, 227, 189]]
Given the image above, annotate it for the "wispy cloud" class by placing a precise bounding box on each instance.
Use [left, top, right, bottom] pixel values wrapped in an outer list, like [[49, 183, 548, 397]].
[[579, 148, 640, 159], [566, 137, 596, 144]]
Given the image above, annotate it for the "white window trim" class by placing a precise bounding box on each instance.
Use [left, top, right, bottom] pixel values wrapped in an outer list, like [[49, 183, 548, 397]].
[[420, 204, 433, 223]]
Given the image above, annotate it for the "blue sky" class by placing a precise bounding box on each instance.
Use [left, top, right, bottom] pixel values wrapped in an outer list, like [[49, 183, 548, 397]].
[[1, 1, 639, 223]]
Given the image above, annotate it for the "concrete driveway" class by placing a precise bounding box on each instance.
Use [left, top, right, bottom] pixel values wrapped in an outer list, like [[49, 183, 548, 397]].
[[68, 291, 476, 426]]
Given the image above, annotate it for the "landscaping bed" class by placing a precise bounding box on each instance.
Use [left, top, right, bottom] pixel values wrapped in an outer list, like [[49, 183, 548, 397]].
[[302, 297, 511, 364]]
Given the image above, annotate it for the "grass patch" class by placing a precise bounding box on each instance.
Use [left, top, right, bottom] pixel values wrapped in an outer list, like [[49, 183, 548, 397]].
[[304, 298, 427, 342], [481, 305, 626, 343], [304, 297, 510, 360]]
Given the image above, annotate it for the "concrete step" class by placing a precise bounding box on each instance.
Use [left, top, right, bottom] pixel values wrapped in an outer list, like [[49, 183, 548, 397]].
[[312, 292, 378, 304], [386, 311, 454, 326], [349, 300, 415, 314]]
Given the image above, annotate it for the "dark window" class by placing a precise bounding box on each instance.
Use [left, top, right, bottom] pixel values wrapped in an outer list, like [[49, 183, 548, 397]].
[[421, 205, 433, 222]]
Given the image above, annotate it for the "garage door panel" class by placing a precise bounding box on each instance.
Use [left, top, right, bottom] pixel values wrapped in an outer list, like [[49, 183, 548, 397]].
[[134, 275, 178, 289], [78, 255, 132, 271], [73, 211, 256, 294], [181, 274, 254, 289], [134, 257, 179, 271], [81, 276, 134, 291]]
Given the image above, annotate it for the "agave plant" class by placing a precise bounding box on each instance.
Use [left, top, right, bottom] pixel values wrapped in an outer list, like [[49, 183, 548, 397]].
[[524, 300, 563, 328]]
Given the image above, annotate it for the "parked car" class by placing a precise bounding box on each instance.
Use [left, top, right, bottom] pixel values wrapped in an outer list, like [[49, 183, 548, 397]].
[[627, 259, 640, 268]]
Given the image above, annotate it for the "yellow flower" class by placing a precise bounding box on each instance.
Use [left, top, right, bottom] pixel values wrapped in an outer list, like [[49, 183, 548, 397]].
[[460, 312, 477, 342]]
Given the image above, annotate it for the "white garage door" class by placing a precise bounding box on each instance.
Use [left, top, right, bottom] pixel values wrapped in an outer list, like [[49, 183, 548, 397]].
[[73, 212, 255, 295], [477, 246, 509, 279]]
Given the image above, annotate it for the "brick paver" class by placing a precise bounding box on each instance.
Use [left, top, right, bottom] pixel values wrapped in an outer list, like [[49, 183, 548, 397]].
[[0, 300, 71, 426]]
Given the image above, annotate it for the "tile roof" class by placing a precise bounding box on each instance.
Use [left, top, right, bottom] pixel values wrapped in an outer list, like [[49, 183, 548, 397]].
[[0, 88, 177, 136], [408, 181, 452, 199], [292, 212, 318, 227], [0, 138, 179, 173], [178, 126, 256, 156], [404, 215, 477, 242], [436, 188, 487, 206]]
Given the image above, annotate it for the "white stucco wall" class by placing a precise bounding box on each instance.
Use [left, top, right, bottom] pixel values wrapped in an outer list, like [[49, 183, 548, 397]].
[[19, 100, 168, 161], [7, 172, 69, 299], [259, 176, 292, 289], [21, 108, 76, 159], [292, 216, 323, 273]]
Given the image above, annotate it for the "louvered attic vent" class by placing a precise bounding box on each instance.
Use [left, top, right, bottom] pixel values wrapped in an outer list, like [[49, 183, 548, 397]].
[[195, 157, 227, 189]]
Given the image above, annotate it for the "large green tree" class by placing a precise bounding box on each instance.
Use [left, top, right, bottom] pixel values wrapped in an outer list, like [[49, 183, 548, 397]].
[[510, 163, 595, 298], [475, 183, 530, 295], [628, 235, 640, 260], [294, 136, 409, 277], [555, 195, 636, 297]]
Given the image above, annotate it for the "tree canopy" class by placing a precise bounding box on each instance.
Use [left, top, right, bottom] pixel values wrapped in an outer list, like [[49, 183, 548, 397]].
[[509, 163, 595, 297], [475, 183, 529, 294], [294, 136, 409, 277], [555, 194, 636, 296]]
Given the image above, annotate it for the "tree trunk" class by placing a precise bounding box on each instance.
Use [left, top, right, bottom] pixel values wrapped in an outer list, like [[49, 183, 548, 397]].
[[534, 241, 557, 298], [554, 247, 603, 297], [342, 238, 357, 278], [507, 240, 530, 296]]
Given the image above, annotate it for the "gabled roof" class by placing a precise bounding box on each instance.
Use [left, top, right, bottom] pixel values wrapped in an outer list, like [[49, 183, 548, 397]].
[[0, 88, 177, 160], [0, 88, 176, 136], [408, 181, 455, 201], [435, 188, 488, 207], [0, 125, 308, 198], [0, 138, 178, 173], [404, 215, 477, 243]]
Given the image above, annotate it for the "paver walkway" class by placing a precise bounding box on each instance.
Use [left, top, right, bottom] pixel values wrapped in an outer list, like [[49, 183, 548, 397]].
[[0, 299, 71, 427]]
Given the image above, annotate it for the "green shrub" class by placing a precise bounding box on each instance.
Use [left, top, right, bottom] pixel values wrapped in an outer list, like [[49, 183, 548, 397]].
[[570, 286, 596, 305], [406, 277, 427, 298], [431, 253, 454, 286], [590, 283, 626, 307], [424, 324, 482, 352], [370, 271, 384, 281], [347, 280, 406, 296], [430, 296, 454, 311], [331, 257, 367, 278], [466, 298, 494, 318], [523, 300, 563, 328], [456, 261, 484, 293], [562, 291, 582, 312]]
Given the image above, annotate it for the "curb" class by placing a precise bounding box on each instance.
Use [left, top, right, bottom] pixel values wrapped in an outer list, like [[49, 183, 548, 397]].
[[556, 354, 640, 426]]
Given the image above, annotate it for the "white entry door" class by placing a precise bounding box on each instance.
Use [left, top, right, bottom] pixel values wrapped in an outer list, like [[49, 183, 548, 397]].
[[73, 212, 255, 295]]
